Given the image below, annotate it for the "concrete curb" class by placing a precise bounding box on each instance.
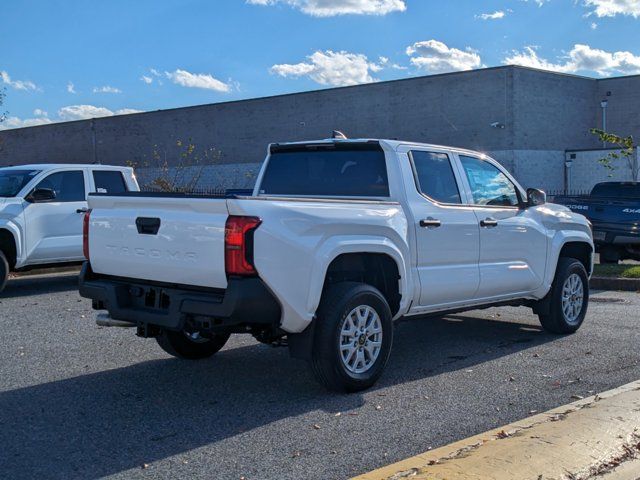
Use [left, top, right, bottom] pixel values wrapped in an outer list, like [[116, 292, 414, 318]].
[[590, 276, 640, 292], [352, 380, 640, 480]]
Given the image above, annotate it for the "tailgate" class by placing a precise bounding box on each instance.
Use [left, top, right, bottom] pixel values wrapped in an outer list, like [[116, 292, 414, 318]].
[[87, 194, 229, 289]]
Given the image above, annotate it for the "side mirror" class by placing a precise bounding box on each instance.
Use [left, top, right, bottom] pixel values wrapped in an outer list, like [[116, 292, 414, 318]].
[[26, 188, 57, 203], [526, 188, 546, 207]]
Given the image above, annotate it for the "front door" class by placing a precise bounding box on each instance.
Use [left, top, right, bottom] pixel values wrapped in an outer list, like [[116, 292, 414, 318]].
[[23, 170, 88, 263], [457, 155, 547, 299], [408, 150, 480, 308]]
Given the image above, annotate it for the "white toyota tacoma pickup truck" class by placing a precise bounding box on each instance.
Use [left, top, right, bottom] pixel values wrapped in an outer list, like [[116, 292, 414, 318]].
[[0, 164, 138, 291], [79, 138, 593, 392]]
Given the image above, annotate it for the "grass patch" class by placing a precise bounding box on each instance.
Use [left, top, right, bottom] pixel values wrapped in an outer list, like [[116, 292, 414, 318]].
[[594, 264, 640, 279]]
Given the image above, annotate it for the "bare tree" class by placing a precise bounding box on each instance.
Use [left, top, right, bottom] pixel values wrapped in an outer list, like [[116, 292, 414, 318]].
[[590, 128, 638, 181], [127, 139, 222, 192]]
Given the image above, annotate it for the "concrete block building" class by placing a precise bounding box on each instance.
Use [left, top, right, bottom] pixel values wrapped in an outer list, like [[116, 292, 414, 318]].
[[1, 66, 638, 192]]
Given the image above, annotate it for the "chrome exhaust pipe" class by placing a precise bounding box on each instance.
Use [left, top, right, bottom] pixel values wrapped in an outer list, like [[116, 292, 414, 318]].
[[96, 313, 136, 328]]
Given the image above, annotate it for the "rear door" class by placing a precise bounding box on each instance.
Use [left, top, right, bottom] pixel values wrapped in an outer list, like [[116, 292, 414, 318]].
[[456, 154, 547, 299], [90, 169, 130, 195], [23, 169, 89, 263], [401, 148, 480, 308]]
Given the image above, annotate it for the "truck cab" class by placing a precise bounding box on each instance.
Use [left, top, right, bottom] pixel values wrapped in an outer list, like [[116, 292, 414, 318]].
[[0, 164, 139, 291]]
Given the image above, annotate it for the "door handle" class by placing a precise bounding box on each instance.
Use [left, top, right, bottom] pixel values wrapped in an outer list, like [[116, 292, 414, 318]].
[[420, 217, 441, 228], [480, 217, 498, 228], [76, 208, 89, 214]]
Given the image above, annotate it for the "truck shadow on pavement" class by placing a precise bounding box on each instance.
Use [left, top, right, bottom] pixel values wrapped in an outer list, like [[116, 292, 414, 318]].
[[0, 312, 555, 479], [2, 273, 79, 298]]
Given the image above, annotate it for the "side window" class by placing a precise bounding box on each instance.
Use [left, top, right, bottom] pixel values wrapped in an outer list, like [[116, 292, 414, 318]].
[[93, 170, 128, 194], [34, 171, 86, 202], [459, 156, 519, 207], [410, 151, 462, 204]]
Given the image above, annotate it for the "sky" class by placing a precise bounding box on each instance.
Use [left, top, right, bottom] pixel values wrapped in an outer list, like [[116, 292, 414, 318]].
[[1, 0, 640, 130]]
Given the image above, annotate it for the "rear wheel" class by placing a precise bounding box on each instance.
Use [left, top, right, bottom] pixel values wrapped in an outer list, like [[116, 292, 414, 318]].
[[156, 330, 230, 359], [310, 282, 393, 393], [0, 250, 8, 293], [538, 257, 589, 334]]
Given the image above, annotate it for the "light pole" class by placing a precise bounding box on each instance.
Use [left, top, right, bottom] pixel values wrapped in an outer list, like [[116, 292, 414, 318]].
[[600, 99, 608, 148]]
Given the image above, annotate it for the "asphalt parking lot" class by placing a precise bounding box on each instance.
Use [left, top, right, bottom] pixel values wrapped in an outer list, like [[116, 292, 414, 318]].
[[0, 273, 638, 480]]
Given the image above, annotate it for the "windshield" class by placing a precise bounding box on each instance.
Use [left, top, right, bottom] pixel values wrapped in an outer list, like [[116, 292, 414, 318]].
[[0, 170, 41, 197]]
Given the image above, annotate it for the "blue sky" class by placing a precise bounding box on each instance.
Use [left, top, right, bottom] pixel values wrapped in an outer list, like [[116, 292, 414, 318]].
[[2, 0, 639, 129]]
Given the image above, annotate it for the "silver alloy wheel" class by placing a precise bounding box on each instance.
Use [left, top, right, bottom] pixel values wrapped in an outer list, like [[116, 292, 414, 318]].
[[561, 273, 584, 324], [339, 305, 383, 374]]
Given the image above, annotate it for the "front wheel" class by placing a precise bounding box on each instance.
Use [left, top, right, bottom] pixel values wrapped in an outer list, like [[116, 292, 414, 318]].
[[310, 282, 393, 393], [538, 257, 589, 334], [156, 330, 230, 359]]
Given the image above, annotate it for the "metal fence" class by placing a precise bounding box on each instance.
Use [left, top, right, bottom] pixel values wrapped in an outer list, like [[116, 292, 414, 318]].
[[547, 189, 590, 199]]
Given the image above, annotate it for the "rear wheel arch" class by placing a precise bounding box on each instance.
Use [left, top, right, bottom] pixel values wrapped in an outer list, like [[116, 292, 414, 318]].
[[322, 252, 402, 317]]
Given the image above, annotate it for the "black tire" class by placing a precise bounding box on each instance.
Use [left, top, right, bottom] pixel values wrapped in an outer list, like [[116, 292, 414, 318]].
[[156, 330, 230, 360], [599, 246, 620, 264], [538, 257, 589, 334], [0, 250, 8, 293], [311, 282, 393, 393]]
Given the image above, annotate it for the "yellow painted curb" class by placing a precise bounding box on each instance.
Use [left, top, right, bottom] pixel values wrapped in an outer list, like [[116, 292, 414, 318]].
[[353, 380, 640, 480]]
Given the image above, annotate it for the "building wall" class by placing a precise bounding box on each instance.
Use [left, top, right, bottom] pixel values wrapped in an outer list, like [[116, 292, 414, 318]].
[[564, 148, 639, 193], [0, 67, 513, 169], [597, 75, 640, 140], [511, 68, 599, 151]]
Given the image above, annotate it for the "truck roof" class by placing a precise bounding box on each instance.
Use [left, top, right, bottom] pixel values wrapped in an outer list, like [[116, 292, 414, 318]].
[[0, 164, 131, 171], [270, 138, 490, 158]]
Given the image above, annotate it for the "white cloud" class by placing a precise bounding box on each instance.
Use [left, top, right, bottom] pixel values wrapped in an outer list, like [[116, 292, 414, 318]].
[[378, 56, 407, 70], [476, 10, 506, 20], [114, 108, 144, 115], [0, 116, 52, 129], [584, 0, 640, 17], [57, 105, 143, 121], [0, 104, 143, 130], [0, 71, 38, 91], [521, 0, 550, 6], [67, 82, 76, 94], [92, 85, 122, 94], [270, 50, 384, 86], [406, 40, 482, 73], [246, 0, 406, 16], [165, 69, 231, 92], [504, 44, 640, 75], [591, 21, 599, 28], [140, 75, 153, 84]]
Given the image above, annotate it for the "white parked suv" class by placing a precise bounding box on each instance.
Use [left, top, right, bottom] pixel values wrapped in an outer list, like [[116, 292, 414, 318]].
[[0, 164, 138, 291], [79, 138, 593, 392]]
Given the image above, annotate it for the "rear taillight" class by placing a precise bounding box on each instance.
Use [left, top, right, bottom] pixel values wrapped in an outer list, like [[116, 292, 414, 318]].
[[225, 215, 261, 276], [83, 209, 92, 260]]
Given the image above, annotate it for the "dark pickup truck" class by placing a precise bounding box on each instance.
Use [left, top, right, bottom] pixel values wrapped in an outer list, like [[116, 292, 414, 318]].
[[554, 182, 640, 263]]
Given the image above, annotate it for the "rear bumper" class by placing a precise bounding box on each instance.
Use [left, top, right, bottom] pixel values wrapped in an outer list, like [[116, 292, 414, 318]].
[[591, 223, 640, 246], [78, 262, 281, 331]]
